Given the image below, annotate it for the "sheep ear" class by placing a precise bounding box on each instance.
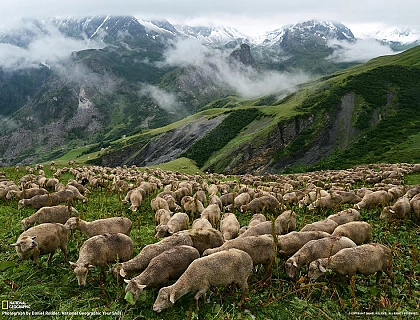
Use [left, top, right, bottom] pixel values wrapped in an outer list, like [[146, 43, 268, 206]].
[[292, 261, 298, 268], [124, 279, 130, 284], [69, 262, 77, 269], [10, 242, 19, 247], [318, 263, 327, 273], [169, 293, 176, 304], [88, 264, 95, 269], [138, 284, 147, 290]]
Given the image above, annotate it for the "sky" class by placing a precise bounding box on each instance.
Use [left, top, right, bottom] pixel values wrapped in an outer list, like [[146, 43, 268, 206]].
[[1, 0, 420, 37]]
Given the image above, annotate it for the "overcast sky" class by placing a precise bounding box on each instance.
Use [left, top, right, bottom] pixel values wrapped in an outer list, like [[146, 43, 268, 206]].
[[1, 0, 419, 36]]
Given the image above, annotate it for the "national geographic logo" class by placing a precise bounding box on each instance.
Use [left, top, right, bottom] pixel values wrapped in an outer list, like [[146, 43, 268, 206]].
[[2, 300, 30, 309], [2, 300, 8, 310]]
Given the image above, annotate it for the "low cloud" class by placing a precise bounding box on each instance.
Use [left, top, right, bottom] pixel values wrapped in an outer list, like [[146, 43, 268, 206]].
[[140, 84, 180, 112], [327, 39, 397, 63], [159, 38, 310, 99], [0, 20, 104, 71]]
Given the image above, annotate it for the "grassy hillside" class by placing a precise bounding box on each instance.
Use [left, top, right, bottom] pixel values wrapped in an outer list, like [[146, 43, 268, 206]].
[[0, 164, 419, 319]]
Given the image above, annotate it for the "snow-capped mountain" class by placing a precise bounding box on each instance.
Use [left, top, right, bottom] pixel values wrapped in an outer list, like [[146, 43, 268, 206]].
[[356, 27, 420, 46]]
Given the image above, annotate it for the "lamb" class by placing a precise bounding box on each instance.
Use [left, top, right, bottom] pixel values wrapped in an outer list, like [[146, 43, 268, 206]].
[[277, 231, 332, 258], [331, 221, 372, 245], [200, 203, 221, 228], [21, 205, 78, 230], [240, 195, 281, 214], [354, 190, 392, 210], [327, 208, 361, 225], [70, 233, 133, 286], [220, 212, 240, 240], [239, 210, 297, 238], [119, 232, 194, 278], [284, 236, 357, 278], [154, 212, 189, 239], [124, 245, 200, 304], [308, 243, 395, 286], [11, 223, 68, 265], [6, 187, 49, 200], [203, 234, 275, 280], [300, 218, 338, 233], [191, 218, 213, 230], [153, 248, 253, 312], [380, 196, 411, 220], [64, 217, 132, 237]]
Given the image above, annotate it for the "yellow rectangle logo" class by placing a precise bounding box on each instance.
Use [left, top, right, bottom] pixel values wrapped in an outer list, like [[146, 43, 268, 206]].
[[2, 300, 8, 310]]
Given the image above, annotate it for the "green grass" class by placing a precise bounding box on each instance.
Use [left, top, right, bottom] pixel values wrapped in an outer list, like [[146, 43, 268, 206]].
[[1, 164, 419, 319]]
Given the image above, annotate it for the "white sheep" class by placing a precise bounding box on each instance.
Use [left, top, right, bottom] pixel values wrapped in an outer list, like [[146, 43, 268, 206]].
[[153, 248, 253, 312], [354, 190, 392, 210], [285, 236, 357, 278], [154, 212, 189, 239], [11, 223, 68, 265], [64, 217, 132, 237], [277, 231, 331, 258], [308, 243, 395, 286], [380, 196, 411, 220], [239, 210, 297, 237], [220, 212, 240, 240], [331, 221, 372, 245], [21, 205, 78, 230], [409, 193, 420, 222], [151, 197, 170, 212], [6, 187, 49, 200], [327, 208, 361, 225], [70, 233, 133, 286], [124, 245, 200, 304], [200, 203, 221, 228], [240, 195, 281, 214], [154, 209, 173, 226], [181, 228, 225, 255], [300, 218, 338, 233], [191, 218, 213, 230]]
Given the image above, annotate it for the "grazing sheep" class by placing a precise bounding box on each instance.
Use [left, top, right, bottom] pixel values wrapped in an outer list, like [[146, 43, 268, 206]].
[[191, 218, 213, 230], [409, 193, 420, 222], [124, 188, 143, 212], [151, 197, 170, 212], [154, 213, 189, 239], [6, 187, 49, 200], [124, 246, 200, 304], [331, 221, 372, 245], [182, 196, 204, 220], [18, 189, 86, 210], [354, 190, 392, 210], [119, 232, 194, 278], [194, 190, 207, 206], [209, 195, 223, 211], [277, 231, 331, 258], [154, 209, 173, 226], [153, 248, 253, 312], [203, 234, 275, 280], [219, 192, 238, 207], [70, 233, 133, 286], [285, 236, 357, 278], [333, 191, 362, 204], [380, 196, 411, 220], [240, 195, 281, 214], [308, 193, 343, 210], [239, 213, 267, 235], [181, 228, 225, 255], [161, 194, 181, 212], [300, 219, 338, 233], [21, 205, 78, 230], [239, 210, 297, 237], [308, 243, 395, 286], [226, 192, 251, 212], [220, 212, 240, 240], [327, 208, 361, 225], [200, 204, 221, 228], [64, 217, 132, 237], [11, 223, 68, 265]]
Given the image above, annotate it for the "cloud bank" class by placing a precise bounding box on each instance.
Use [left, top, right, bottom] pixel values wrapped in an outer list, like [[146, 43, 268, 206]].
[[160, 38, 310, 99]]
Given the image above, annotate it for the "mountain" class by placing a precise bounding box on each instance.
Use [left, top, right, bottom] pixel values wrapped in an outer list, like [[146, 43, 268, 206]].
[[1, 16, 420, 169]]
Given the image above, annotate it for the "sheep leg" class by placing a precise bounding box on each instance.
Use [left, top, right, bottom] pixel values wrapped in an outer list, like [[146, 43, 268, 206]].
[[375, 270, 383, 284], [238, 280, 249, 306], [194, 287, 209, 311], [61, 246, 68, 263], [33, 247, 41, 265]]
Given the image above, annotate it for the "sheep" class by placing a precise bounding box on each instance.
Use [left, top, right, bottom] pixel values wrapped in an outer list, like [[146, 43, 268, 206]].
[[181, 228, 225, 255], [209, 195, 223, 211], [124, 245, 200, 304], [200, 204, 221, 228], [276, 231, 332, 258], [300, 218, 338, 233], [203, 234, 275, 281], [123, 188, 143, 212], [161, 194, 181, 212], [154, 213, 189, 239], [380, 196, 412, 220], [191, 218, 213, 230], [239, 213, 267, 235], [64, 217, 132, 237], [327, 208, 361, 225], [220, 212, 240, 240], [17, 189, 86, 210], [409, 193, 420, 222], [182, 196, 204, 220], [194, 189, 207, 206], [225, 192, 251, 212], [331, 221, 372, 245], [151, 197, 170, 212], [21, 205, 79, 231], [239, 210, 297, 238], [284, 236, 357, 278], [70, 233, 133, 286], [308, 243, 395, 286], [308, 193, 343, 210], [154, 209, 173, 226], [354, 190, 392, 210], [239, 195, 281, 214], [6, 187, 49, 200], [119, 232, 194, 278], [11, 223, 68, 265], [219, 192, 238, 207], [153, 248, 253, 312]]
